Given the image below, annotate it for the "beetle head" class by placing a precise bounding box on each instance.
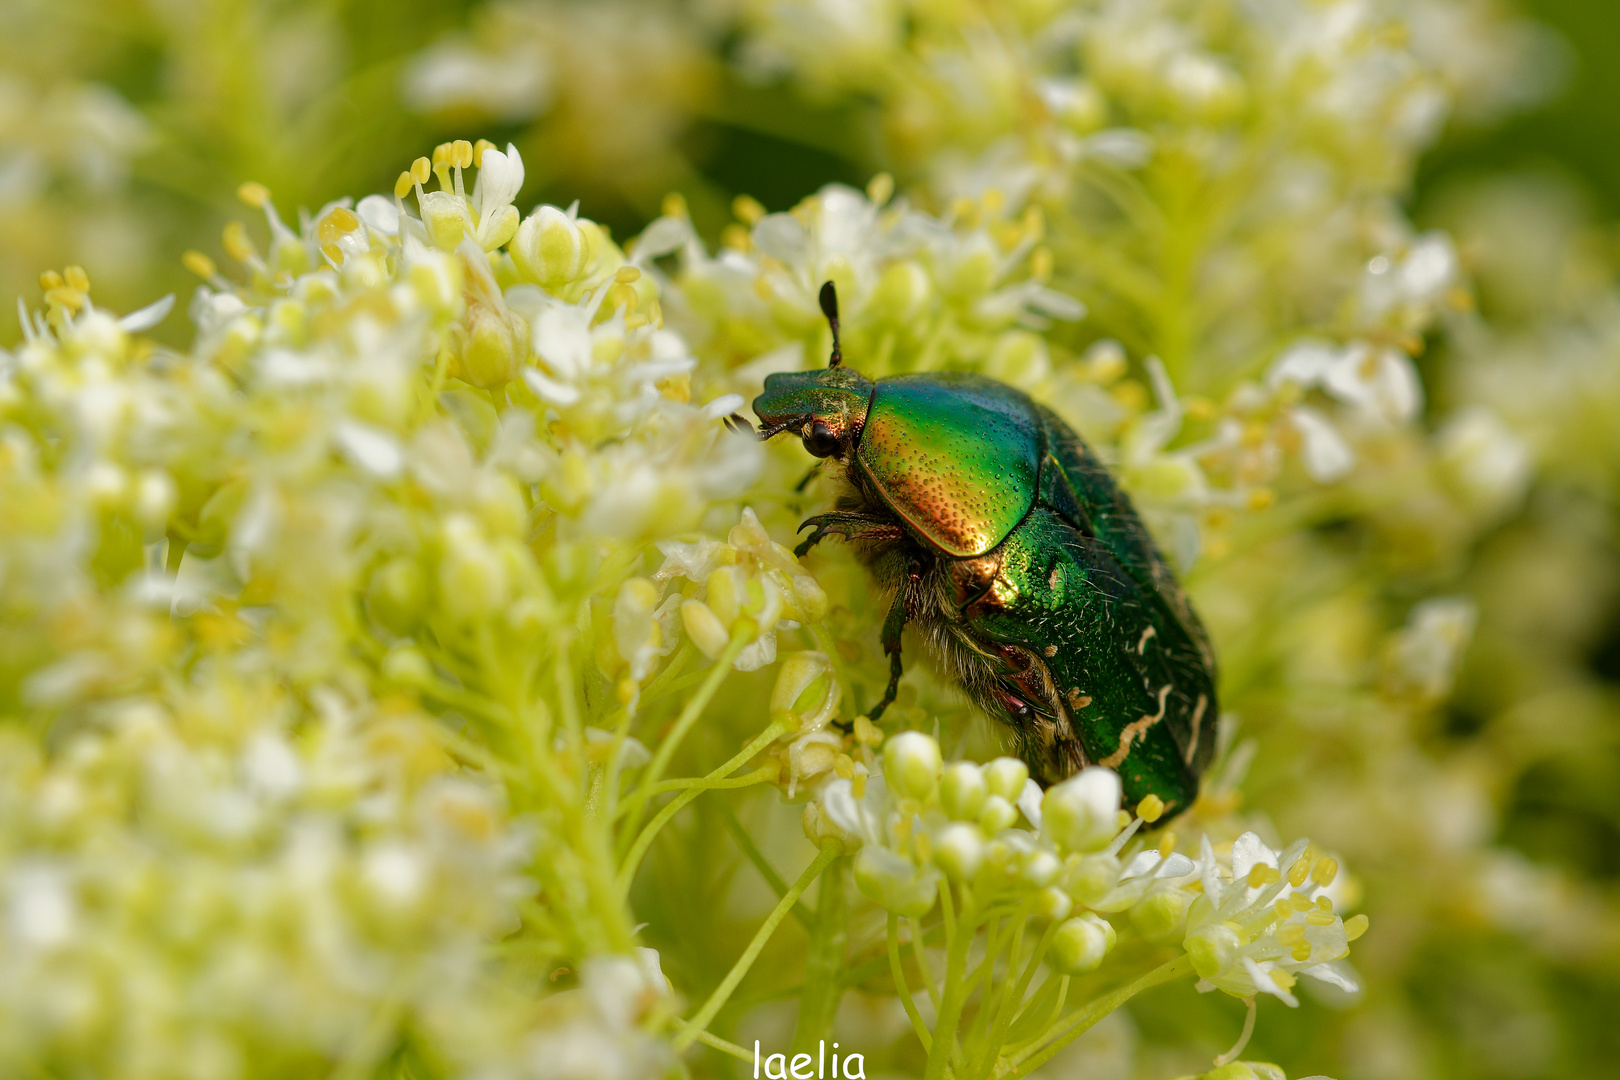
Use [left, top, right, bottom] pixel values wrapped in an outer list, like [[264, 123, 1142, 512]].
[[751, 282, 873, 459]]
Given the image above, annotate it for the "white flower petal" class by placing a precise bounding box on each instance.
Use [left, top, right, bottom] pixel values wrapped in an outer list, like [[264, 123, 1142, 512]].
[[700, 393, 744, 420], [357, 194, 400, 236], [117, 294, 174, 333]]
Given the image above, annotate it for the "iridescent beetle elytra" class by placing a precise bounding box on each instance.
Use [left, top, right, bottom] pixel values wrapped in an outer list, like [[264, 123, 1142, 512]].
[[745, 282, 1218, 818]]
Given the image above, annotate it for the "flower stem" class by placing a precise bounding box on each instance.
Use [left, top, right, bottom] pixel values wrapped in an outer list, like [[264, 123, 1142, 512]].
[[676, 841, 843, 1051], [923, 883, 975, 1080], [617, 631, 747, 848], [888, 915, 933, 1052], [792, 853, 849, 1053], [616, 716, 791, 895], [1008, 955, 1194, 1078]]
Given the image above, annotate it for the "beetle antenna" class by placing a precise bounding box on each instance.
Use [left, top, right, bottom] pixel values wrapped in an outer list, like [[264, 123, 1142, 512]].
[[819, 281, 842, 369]]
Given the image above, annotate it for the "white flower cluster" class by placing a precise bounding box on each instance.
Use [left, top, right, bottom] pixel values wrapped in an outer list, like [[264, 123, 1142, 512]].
[[815, 732, 1365, 1009]]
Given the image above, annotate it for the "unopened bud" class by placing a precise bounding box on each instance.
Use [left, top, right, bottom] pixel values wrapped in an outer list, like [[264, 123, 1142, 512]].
[[1021, 850, 1061, 889], [1130, 887, 1193, 943], [1032, 886, 1072, 922], [983, 757, 1029, 801], [1185, 921, 1243, 978], [882, 731, 941, 801], [1051, 913, 1116, 974], [368, 557, 426, 635], [979, 794, 1018, 833], [1062, 853, 1122, 906], [1043, 767, 1122, 853], [939, 762, 987, 821], [382, 647, 433, 688], [462, 305, 522, 388], [439, 515, 508, 623], [512, 205, 584, 290], [932, 822, 985, 881]]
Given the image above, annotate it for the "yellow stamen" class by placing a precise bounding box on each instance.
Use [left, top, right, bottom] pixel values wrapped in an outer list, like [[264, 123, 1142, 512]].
[[330, 207, 359, 233], [1276, 923, 1305, 947], [1030, 246, 1053, 282], [833, 753, 854, 780], [222, 222, 256, 263], [1315, 895, 1333, 913], [395, 172, 414, 199], [410, 157, 432, 185], [1289, 892, 1312, 911], [1344, 914, 1369, 941], [614, 265, 642, 284], [183, 251, 217, 280], [452, 139, 473, 168], [1305, 911, 1336, 926], [1274, 899, 1292, 920], [732, 194, 765, 225], [1021, 205, 1044, 242], [1246, 488, 1276, 511], [866, 172, 894, 206], [64, 265, 90, 292], [472, 138, 495, 166], [433, 160, 452, 191], [852, 771, 868, 799], [1288, 856, 1310, 887], [1247, 864, 1280, 888], [39, 270, 64, 291], [1158, 831, 1177, 858], [237, 181, 270, 208], [1136, 794, 1165, 823], [852, 715, 883, 747], [1115, 809, 1132, 830], [610, 283, 638, 311], [661, 192, 688, 219], [432, 143, 452, 165], [1270, 969, 1296, 991], [320, 241, 345, 266], [45, 287, 86, 312], [1291, 942, 1312, 962], [720, 223, 751, 251], [1311, 856, 1339, 887]]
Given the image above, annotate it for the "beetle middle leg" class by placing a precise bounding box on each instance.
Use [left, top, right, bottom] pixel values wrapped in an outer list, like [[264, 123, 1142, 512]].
[[868, 553, 923, 722], [794, 512, 906, 557]]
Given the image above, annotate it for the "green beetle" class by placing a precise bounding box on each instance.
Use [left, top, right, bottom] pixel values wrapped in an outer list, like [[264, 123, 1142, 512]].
[[748, 283, 1217, 816]]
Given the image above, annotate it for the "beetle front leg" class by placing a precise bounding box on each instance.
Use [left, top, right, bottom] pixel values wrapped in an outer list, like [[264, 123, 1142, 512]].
[[794, 513, 906, 557], [868, 555, 922, 722]]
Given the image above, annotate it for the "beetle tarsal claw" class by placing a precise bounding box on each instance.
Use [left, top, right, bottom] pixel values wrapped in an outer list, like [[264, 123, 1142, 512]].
[[722, 413, 758, 438]]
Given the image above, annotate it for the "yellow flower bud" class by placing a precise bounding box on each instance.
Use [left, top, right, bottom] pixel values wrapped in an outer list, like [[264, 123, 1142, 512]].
[[1051, 913, 1116, 974], [882, 731, 941, 801], [983, 757, 1029, 801], [940, 762, 987, 821], [932, 822, 985, 881], [461, 305, 523, 388], [1130, 887, 1193, 943], [511, 206, 585, 290], [1185, 921, 1243, 978]]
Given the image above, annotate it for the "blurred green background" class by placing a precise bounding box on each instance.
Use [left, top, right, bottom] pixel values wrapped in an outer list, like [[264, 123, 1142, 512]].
[[4, 1, 1619, 1078]]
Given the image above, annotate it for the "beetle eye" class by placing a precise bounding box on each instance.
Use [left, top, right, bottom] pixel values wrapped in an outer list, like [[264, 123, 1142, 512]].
[[803, 420, 840, 458]]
